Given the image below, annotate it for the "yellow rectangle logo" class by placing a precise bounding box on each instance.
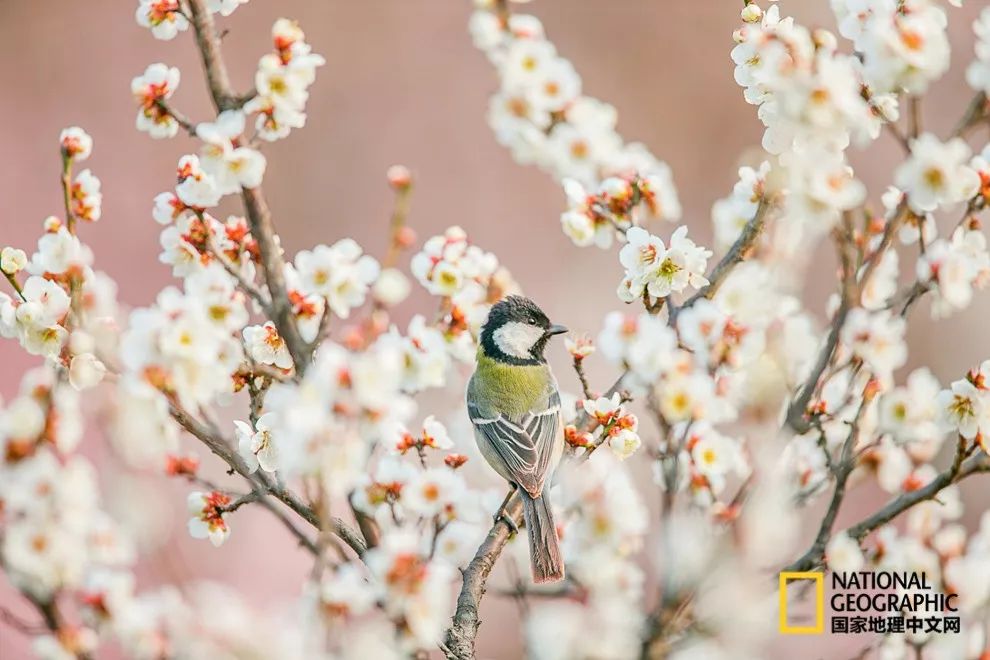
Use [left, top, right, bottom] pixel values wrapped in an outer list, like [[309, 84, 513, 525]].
[[779, 571, 824, 634]]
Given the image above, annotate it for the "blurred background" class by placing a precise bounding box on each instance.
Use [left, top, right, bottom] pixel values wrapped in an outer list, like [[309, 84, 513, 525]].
[[1, 0, 988, 657]]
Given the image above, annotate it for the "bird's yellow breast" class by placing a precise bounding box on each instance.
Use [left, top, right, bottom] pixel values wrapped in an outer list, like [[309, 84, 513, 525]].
[[472, 351, 551, 417]]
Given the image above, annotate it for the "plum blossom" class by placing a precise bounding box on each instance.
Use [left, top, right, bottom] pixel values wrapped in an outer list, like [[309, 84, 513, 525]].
[[11, 276, 71, 357], [174, 155, 222, 209], [617, 226, 711, 303], [1, 247, 27, 275], [826, 531, 864, 572], [840, 308, 907, 382], [388, 415, 453, 455], [294, 240, 380, 318], [187, 491, 231, 547], [59, 127, 93, 161], [833, 0, 952, 95], [135, 0, 188, 41], [244, 19, 325, 142], [916, 224, 990, 318], [243, 321, 293, 370], [235, 413, 279, 474], [937, 377, 988, 441], [372, 267, 411, 307], [894, 134, 980, 214], [69, 353, 107, 391], [365, 532, 455, 650], [131, 63, 182, 139], [966, 8, 990, 94], [71, 169, 103, 222], [403, 467, 468, 519], [879, 368, 943, 449], [196, 111, 267, 194], [471, 3, 680, 244]]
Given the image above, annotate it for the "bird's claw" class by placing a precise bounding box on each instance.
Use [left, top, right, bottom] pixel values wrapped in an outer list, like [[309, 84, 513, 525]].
[[495, 512, 519, 535]]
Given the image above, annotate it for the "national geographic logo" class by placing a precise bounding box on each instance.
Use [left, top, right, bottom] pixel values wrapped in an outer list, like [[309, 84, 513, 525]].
[[778, 571, 960, 635]]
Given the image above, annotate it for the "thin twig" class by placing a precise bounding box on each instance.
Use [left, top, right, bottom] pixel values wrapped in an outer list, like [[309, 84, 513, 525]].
[[60, 154, 76, 234], [952, 92, 987, 138], [0, 606, 47, 635], [907, 96, 922, 139], [154, 98, 197, 136], [883, 120, 911, 154], [572, 356, 593, 400], [3, 271, 26, 301]]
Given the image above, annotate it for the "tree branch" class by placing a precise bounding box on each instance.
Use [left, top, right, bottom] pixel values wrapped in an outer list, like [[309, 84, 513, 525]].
[[677, 197, 770, 314], [184, 0, 310, 375], [443, 497, 524, 659], [167, 401, 366, 557], [784, 442, 989, 573], [786, 203, 906, 434]]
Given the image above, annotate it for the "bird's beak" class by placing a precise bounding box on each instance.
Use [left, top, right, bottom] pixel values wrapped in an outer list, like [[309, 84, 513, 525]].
[[545, 324, 568, 337]]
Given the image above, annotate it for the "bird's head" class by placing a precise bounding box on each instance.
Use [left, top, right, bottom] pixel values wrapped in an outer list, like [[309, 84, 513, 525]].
[[479, 295, 567, 365]]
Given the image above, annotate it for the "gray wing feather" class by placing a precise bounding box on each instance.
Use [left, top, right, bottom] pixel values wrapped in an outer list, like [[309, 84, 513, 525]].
[[468, 391, 561, 497]]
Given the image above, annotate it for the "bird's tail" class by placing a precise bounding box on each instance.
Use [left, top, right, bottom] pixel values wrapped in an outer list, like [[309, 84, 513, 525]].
[[520, 490, 564, 584]]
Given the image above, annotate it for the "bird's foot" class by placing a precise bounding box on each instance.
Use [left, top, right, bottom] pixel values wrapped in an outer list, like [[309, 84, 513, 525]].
[[494, 511, 519, 535]]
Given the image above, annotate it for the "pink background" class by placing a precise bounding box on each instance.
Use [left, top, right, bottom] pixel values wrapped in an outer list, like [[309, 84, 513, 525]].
[[2, 1, 989, 657]]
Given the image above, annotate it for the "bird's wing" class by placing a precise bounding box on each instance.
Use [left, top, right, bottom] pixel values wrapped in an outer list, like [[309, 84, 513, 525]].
[[468, 390, 561, 498]]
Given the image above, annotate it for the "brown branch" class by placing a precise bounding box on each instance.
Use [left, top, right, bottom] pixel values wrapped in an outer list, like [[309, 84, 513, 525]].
[[779, 397, 868, 574], [60, 155, 76, 234], [786, 204, 906, 434], [252, 493, 320, 554], [443, 497, 524, 659], [182, 0, 237, 112], [676, 197, 770, 314], [784, 450, 989, 573], [784, 300, 849, 434], [952, 92, 988, 139], [3, 271, 26, 301], [572, 356, 593, 400], [883, 120, 911, 154], [184, 0, 310, 375], [154, 98, 197, 136], [13, 595, 93, 659], [907, 96, 922, 140], [167, 401, 366, 557]]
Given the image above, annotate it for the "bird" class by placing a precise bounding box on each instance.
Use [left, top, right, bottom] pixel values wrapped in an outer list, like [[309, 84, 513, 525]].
[[466, 295, 568, 584]]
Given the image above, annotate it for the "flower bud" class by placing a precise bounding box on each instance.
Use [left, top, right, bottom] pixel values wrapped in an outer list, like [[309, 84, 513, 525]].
[[740, 3, 762, 23], [386, 164, 412, 191], [395, 226, 417, 249], [0, 247, 27, 275], [43, 216, 62, 233], [60, 126, 93, 161], [272, 18, 304, 51], [444, 454, 469, 469]]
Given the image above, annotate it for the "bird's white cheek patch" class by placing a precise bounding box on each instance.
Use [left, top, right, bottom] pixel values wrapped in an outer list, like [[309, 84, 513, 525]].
[[493, 322, 543, 359]]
